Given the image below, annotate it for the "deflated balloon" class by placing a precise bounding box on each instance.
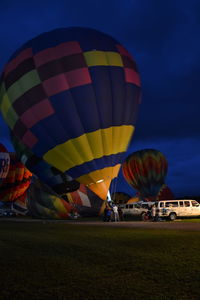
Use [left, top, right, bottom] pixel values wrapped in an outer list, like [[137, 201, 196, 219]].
[[13, 192, 28, 215], [0, 27, 141, 200], [27, 178, 104, 219], [156, 184, 174, 201], [27, 178, 71, 219], [122, 149, 169, 200]]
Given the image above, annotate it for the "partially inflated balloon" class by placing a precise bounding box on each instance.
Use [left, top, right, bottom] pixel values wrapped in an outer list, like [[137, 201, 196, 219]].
[[13, 192, 28, 215], [0, 144, 10, 185], [0, 153, 32, 202], [65, 184, 105, 217], [156, 184, 174, 201], [0, 27, 141, 200], [122, 149, 168, 200], [27, 178, 105, 219], [27, 179, 71, 219]]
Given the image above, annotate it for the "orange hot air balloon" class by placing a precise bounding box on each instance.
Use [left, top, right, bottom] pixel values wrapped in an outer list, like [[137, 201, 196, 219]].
[[0, 153, 32, 202], [0, 143, 10, 185]]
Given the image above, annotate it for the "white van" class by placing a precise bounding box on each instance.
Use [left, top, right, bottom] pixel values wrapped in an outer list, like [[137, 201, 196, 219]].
[[155, 199, 200, 221], [122, 201, 155, 220]]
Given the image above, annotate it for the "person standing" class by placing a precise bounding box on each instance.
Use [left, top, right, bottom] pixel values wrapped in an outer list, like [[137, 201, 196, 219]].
[[112, 204, 119, 222], [151, 204, 156, 221], [103, 205, 112, 222], [118, 206, 124, 221]]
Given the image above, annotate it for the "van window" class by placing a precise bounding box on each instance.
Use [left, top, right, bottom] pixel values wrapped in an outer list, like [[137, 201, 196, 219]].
[[184, 201, 190, 207], [141, 204, 149, 209], [165, 201, 178, 207], [135, 204, 141, 208], [125, 204, 128, 209], [191, 201, 199, 207], [160, 202, 164, 208], [129, 204, 133, 209], [179, 201, 184, 207]]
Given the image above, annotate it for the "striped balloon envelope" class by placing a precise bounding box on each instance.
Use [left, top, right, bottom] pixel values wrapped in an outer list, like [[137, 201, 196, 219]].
[[10, 130, 80, 194], [64, 183, 105, 217], [27, 178, 104, 219], [122, 149, 168, 199], [0, 143, 10, 185], [27, 178, 72, 219], [0, 153, 32, 202], [0, 27, 141, 200]]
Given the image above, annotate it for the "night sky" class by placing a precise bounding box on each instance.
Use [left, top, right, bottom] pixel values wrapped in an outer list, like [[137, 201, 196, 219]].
[[1, 0, 200, 198]]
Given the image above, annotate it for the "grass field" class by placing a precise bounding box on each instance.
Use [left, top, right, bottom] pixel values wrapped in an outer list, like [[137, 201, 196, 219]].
[[0, 221, 200, 300]]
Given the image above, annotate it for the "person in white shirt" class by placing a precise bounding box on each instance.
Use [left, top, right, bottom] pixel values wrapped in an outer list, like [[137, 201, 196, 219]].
[[151, 204, 156, 221], [112, 204, 119, 222]]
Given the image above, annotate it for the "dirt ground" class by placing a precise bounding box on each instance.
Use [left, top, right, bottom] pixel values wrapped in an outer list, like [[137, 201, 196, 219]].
[[1, 217, 200, 231]]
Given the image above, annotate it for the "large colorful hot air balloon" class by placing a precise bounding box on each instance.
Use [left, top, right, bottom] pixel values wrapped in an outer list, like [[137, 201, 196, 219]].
[[0, 27, 141, 200], [0, 143, 10, 185], [122, 149, 170, 201], [0, 153, 32, 202]]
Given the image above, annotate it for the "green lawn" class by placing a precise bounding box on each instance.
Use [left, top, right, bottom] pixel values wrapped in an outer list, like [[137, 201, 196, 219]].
[[0, 222, 200, 300]]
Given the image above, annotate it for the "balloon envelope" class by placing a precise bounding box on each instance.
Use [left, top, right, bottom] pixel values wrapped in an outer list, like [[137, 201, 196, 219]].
[[156, 184, 174, 201], [11, 130, 80, 194], [0, 144, 10, 185], [13, 192, 28, 215], [122, 149, 168, 199], [0, 27, 141, 199], [27, 178, 105, 219], [0, 153, 32, 202]]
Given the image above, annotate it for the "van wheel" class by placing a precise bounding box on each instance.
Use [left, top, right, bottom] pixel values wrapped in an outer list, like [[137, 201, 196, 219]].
[[141, 212, 148, 221], [169, 213, 176, 221]]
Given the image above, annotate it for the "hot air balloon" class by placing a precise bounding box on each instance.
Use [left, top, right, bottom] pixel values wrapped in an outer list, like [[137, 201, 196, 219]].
[[0, 143, 10, 185], [156, 184, 174, 201], [27, 178, 72, 219], [27, 178, 104, 219], [11, 130, 80, 194], [13, 192, 28, 215], [0, 27, 141, 201], [122, 149, 170, 201], [111, 192, 131, 204], [65, 183, 105, 217], [0, 153, 32, 202]]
